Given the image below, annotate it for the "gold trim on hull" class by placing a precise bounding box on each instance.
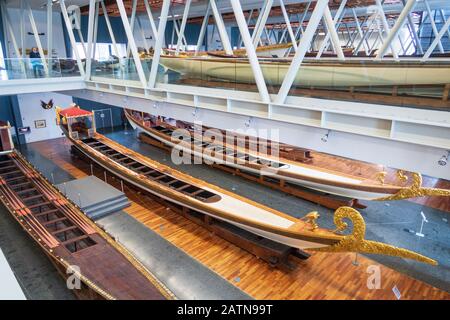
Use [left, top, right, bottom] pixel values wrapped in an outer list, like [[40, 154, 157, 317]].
[[312, 207, 437, 265]]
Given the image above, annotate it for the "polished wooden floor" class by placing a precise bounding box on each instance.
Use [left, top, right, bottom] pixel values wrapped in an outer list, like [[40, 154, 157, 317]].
[[29, 138, 449, 300]]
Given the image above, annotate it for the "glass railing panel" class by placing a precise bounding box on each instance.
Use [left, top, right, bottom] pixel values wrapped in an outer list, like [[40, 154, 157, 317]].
[[0, 58, 81, 80]]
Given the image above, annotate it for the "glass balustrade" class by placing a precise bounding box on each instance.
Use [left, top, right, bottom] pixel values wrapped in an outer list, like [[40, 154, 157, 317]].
[[0, 58, 81, 80], [57, 54, 450, 110]]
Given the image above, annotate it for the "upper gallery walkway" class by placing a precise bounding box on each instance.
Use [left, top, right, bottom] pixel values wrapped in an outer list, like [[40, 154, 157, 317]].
[[0, 58, 85, 95]]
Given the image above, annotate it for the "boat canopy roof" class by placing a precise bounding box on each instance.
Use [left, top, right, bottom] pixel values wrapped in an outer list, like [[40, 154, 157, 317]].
[[59, 106, 93, 118]]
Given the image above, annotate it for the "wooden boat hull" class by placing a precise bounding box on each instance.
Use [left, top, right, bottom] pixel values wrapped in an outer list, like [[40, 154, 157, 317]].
[[68, 135, 341, 250], [159, 56, 450, 87], [0, 151, 172, 300], [125, 113, 399, 201]]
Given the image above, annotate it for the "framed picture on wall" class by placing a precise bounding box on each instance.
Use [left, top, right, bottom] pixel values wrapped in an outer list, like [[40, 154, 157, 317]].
[[34, 120, 46, 129]]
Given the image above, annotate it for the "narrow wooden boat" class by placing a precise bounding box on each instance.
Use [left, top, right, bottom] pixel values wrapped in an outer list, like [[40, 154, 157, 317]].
[[124, 109, 450, 202], [57, 105, 438, 265], [159, 55, 450, 87], [0, 149, 174, 299]]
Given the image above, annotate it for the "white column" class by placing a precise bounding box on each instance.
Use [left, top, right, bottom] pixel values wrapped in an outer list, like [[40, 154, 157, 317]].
[[101, 0, 120, 59], [144, 0, 158, 42], [252, 0, 273, 48], [148, 0, 170, 88], [376, 0, 417, 59], [352, 8, 370, 55], [47, 0, 52, 59], [275, 0, 328, 105], [85, 0, 96, 80], [210, 0, 233, 55], [25, 0, 48, 74], [317, 0, 347, 58], [422, 15, 450, 59], [424, 0, 443, 53], [126, 0, 138, 57], [230, 0, 270, 103], [176, 0, 192, 54], [137, 16, 150, 52], [280, 0, 297, 51], [322, 5, 345, 60], [376, 0, 399, 59], [196, 2, 211, 54], [116, 0, 147, 87], [60, 0, 85, 76]]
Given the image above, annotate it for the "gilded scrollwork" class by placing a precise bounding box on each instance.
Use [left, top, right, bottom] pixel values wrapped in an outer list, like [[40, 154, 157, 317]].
[[375, 172, 450, 201], [311, 207, 438, 265]]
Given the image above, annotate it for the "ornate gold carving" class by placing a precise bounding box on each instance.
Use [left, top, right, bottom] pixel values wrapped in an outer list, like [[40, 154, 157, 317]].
[[375, 171, 387, 185], [396, 170, 408, 184], [311, 207, 437, 265], [302, 212, 320, 232], [376, 172, 450, 201]]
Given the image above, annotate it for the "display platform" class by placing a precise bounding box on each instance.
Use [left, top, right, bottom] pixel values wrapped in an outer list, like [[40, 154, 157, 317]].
[[56, 175, 130, 220]]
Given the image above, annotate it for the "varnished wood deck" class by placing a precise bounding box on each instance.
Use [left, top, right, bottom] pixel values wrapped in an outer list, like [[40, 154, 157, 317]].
[[29, 138, 450, 300]]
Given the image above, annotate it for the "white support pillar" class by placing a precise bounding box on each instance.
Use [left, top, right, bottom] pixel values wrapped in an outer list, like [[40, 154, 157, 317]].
[[352, 8, 370, 55], [0, 1, 21, 59], [176, 0, 192, 54], [239, 8, 255, 48], [403, 0, 423, 54], [116, 0, 147, 87], [101, 0, 120, 59], [317, 0, 347, 58], [47, 0, 53, 59], [294, 1, 311, 40], [375, 0, 399, 59], [275, 0, 328, 105], [280, 0, 297, 51], [85, 0, 96, 81], [252, 0, 268, 42], [148, 0, 170, 88], [60, 0, 85, 76], [25, 0, 48, 74], [422, 15, 450, 59], [252, 0, 273, 48], [126, 0, 138, 57], [196, 2, 211, 54], [92, 1, 99, 60], [376, 0, 417, 59], [424, 0, 443, 53], [230, 0, 270, 103], [144, 0, 158, 42], [171, 14, 187, 47], [322, 6, 345, 60], [20, 0, 25, 58], [210, 0, 233, 55]]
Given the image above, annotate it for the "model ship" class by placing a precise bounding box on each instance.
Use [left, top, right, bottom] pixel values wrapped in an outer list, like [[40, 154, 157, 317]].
[[0, 122, 173, 300], [124, 109, 450, 201], [57, 105, 438, 265], [159, 55, 450, 87]]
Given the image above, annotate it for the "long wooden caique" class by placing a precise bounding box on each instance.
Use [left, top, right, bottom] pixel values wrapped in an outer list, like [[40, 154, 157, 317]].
[[57, 105, 438, 265], [159, 55, 450, 88], [124, 109, 450, 201], [0, 124, 173, 300]]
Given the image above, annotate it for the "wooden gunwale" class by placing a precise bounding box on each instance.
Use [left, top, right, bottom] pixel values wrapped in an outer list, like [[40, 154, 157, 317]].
[[125, 111, 402, 195], [69, 132, 343, 246]]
